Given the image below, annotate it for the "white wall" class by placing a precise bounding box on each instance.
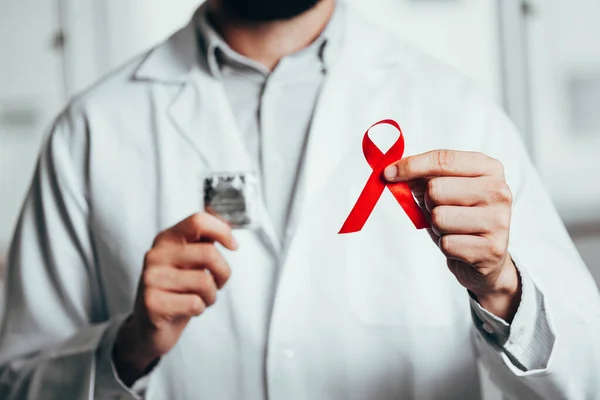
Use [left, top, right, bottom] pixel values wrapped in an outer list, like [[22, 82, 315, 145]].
[[103, 0, 203, 70], [0, 0, 65, 250], [64, 0, 203, 94], [348, 0, 501, 100], [524, 0, 600, 277], [527, 0, 600, 222]]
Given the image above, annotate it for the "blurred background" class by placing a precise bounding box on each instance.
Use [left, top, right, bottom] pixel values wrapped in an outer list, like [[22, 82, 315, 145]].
[[0, 0, 598, 397]]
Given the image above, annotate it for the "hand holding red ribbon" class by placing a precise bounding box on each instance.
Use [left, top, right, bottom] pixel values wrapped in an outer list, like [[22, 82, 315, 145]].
[[339, 119, 429, 234], [339, 123, 520, 321]]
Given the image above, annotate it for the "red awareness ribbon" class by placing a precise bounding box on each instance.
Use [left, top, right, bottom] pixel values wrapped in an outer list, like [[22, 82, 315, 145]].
[[339, 119, 429, 234]]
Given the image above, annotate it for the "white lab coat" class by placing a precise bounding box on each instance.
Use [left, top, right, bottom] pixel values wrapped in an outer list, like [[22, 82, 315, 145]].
[[1, 4, 599, 400]]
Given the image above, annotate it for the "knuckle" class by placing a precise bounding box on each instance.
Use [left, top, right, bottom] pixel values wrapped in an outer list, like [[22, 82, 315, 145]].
[[426, 179, 442, 203], [221, 263, 232, 284], [205, 288, 218, 307], [189, 296, 205, 316], [199, 271, 217, 297], [431, 207, 446, 230], [144, 249, 163, 267], [203, 245, 220, 265], [493, 182, 513, 204], [192, 212, 209, 228], [152, 231, 166, 246], [435, 150, 454, 171], [487, 238, 506, 260], [143, 267, 160, 287], [143, 290, 159, 311], [152, 229, 174, 247], [440, 236, 454, 256]]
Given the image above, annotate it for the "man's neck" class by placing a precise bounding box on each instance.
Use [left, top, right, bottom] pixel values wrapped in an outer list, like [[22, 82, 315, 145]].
[[207, 0, 336, 70]]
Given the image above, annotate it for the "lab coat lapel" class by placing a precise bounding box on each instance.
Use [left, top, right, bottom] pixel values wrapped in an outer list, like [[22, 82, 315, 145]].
[[166, 68, 251, 171], [167, 68, 281, 254], [285, 16, 393, 254], [134, 14, 280, 253]]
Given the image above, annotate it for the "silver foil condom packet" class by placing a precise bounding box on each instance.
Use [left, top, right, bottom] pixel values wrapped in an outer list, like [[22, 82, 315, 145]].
[[203, 172, 261, 229]]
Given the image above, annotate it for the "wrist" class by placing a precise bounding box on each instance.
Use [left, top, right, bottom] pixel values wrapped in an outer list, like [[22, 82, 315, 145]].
[[472, 257, 522, 322], [112, 316, 159, 386]]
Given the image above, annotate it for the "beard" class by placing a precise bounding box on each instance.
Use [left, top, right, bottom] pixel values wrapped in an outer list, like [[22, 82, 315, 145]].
[[220, 0, 323, 22]]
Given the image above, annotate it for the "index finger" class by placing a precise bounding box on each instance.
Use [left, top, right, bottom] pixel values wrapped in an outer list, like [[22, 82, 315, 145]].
[[159, 213, 238, 251], [384, 150, 500, 182]]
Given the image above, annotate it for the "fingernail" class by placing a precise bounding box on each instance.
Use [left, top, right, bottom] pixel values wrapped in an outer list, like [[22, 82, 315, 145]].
[[384, 165, 398, 181], [231, 236, 239, 250]]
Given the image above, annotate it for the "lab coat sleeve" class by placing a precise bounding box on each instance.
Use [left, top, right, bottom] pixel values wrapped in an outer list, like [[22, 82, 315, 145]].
[[0, 112, 141, 400], [469, 262, 555, 371], [471, 96, 600, 399]]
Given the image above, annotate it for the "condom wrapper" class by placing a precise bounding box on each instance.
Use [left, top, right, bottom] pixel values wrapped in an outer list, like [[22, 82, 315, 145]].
[[203, 172, 261, 229]]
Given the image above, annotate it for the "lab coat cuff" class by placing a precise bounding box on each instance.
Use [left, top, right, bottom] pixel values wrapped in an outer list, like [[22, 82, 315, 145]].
[[470, 257, 555, 372], [94, 314, 150, 400]]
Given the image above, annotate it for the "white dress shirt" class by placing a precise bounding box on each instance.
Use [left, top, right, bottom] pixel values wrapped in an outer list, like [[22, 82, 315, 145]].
[[197, 9, 336, 242]]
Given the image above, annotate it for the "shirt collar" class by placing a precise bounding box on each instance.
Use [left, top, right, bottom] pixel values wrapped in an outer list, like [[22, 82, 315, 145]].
[[196, 2, 343, 78]]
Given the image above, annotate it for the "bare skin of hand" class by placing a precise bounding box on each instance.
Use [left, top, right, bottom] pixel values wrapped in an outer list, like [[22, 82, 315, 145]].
[[384, 150, 521, 322], [113, 213, 238, 386]]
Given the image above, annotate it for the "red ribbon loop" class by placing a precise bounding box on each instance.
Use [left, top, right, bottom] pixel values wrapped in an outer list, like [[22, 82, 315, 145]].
[[339, 119, 429, 234]]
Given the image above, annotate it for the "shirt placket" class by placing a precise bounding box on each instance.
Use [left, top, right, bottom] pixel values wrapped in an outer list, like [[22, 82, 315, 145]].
[[259, 70, 287, 242]]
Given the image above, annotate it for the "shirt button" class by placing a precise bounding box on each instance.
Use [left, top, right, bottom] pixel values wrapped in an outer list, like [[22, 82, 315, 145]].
[[482, 322, 495, 335], [282, 349, 295, 359], [319, 62, 327, 74]]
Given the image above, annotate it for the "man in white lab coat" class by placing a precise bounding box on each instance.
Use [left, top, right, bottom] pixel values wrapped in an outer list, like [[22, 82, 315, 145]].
[[1, 0, 599, 399]]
